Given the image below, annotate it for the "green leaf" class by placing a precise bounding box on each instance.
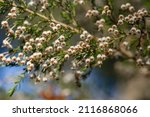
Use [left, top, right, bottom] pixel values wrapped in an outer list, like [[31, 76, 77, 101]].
[[8, 73, 25, 97], [8, 85, 17, 97], [0, 1, 12, 14], [61, 11, 72, 23]]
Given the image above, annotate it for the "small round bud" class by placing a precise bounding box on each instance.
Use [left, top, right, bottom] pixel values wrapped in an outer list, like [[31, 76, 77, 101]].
[[87, 34, 93, 40], [85, 58, 91, 64], [56, 24, 61, 29], [108, 48, 114, 55], [100, 19, 105, 24], [61, 42, 66, 47], [82, 31, 88, 36], [16, 57, 21, 62], [114, 30, 119, 35], [42, 63, 48, 68], [23, 46, 28, 51], [12, 56, 17, 62], [122, 41, 128, 47], [90, 56, 94, 62], [104, 5, 109, 10], [56, 46, 62, 51], [97, 60, 103, 66], [37, 43, 42, 49], [25, 42, 30, 46], [96, 20, 101, 25], [8, 13, 16, 19], [103, 42, 108, 47], [27, 67, 33, 71], [112, 25, 117, 29], [130, 27, 136, 34], [50, 22, 55, 27], [92, 10, 99, 16], [53, 60, 58, 65], [98, 24, 104, 30], [45, 46, 53, 52], [101, 54, 106, 60], [125, 3, 131, 8], [107, 10, 111, 16], [85, 13, 91, 18], [119, 15, 124, 20], [121, 4, 126, 10], [20, 60, 26, 65], [18, 53, 24, 58], [29, 63, 34, 68], [42, 31, 48, 37], [47, 30, 52, 35], [28, 45, 33, 50], [1, 21, 9, 28], [29, 38, 34, 43], [10, 7, 17, 13], [108, 28, 113, 33], [129, 19, 135, 24], [102, 10, 106, 15], [59, 35, 65, 41], [99, 43, 104, 48], [117, 19, 124, 25], [129, 6, 135, 12], [136, 29, 141, 35], [87, 10, 92, 15], [106, 36, 111, 41], [52, 26, 58, 32], [97, 54, 102, 60], [64, 54, 69, 60], [43, 77, 48, 82], [125, 17, 129, 22], [80, 34, 86, 40]]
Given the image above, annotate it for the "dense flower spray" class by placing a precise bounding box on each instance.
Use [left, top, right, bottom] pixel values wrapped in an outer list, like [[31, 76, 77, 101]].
[[0, 0, 149, 96]]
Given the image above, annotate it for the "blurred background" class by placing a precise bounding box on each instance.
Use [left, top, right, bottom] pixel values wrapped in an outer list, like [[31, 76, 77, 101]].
[[0, 0, 150, 100]]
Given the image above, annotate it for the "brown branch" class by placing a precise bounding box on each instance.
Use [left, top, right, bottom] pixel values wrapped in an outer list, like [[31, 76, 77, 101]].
[[13, 3, 79, 33]]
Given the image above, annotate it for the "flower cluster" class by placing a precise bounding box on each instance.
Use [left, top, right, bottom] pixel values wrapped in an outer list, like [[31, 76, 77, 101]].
[[118, 7, 148, 25], [85, 9, 99, 18], [121, 3, 135, 12], [7, 7, 17, 19], [102, 5, 111, 16], [40, 0, 49, 12], [108, 25, 119, 36], [95, 19, 105, 31]]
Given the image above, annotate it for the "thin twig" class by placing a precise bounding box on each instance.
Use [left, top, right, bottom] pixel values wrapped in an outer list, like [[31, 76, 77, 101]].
[[13, 3, 79, 33]]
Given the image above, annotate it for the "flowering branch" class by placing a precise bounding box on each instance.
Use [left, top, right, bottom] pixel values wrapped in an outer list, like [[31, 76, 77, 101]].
[[0, 0, 150, 96]]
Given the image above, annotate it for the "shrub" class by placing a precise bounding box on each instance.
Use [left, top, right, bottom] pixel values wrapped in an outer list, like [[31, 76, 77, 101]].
[[0, 0, 149, 96]]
